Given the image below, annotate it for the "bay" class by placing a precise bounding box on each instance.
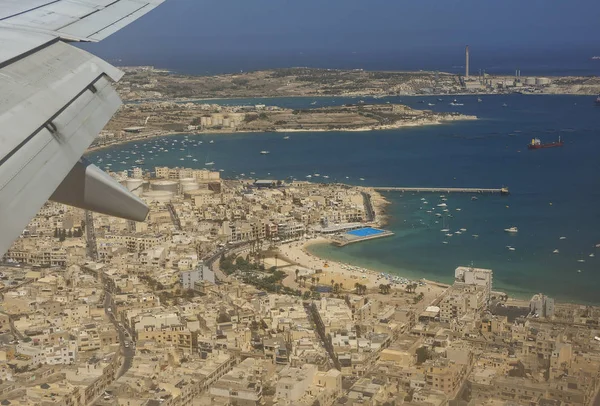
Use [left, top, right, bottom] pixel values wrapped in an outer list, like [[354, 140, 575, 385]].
[[88, 94, 600, 303]]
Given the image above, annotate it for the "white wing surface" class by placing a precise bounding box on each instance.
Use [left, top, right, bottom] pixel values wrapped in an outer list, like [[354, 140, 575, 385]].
[[0, 0, 165, 255]]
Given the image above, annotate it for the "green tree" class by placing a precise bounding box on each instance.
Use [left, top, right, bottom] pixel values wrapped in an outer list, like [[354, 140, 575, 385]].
[[416, 346, 431, 365]]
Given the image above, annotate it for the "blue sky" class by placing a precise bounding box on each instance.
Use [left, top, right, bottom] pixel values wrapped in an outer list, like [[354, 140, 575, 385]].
[[81, 0, 599, 73]]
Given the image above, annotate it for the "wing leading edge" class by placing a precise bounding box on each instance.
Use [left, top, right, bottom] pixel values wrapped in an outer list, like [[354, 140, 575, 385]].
[[0, 0, 164, 255]]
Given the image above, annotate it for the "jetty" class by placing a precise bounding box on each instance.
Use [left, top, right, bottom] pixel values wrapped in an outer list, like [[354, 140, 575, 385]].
[[372, 186, 509, 195]]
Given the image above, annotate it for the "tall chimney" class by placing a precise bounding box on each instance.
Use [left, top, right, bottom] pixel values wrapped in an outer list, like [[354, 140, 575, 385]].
[[465, 45, 470, 79]]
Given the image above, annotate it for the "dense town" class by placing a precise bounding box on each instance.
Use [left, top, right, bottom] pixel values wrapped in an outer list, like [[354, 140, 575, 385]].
[[1, 166, 599, 406]]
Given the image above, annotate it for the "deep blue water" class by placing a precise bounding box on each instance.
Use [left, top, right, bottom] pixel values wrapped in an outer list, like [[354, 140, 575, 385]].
[[105, 48, 600, 77], [88, 94, 600, 303]]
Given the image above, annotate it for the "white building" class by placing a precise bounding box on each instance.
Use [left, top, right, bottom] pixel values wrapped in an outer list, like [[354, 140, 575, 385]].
[[529, 293, 555, 318], [180, 262, 215, 290], [454, 266, 493, 301]]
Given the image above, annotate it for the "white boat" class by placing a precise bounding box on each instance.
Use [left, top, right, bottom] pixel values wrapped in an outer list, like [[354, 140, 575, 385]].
[[590, 253, 595, 257], [306, 175, 312, 178], [428, 103, 435, 106], [553, 249, 559, 254], [205, 161, 215, 166], [260, 151, 270, 155], [445, 233, 453, 237], [455, 231, 462, 235], [192, 159, 198, 162], [456, 208, 461, 211], [449, 99, 464, 106], [443, 241, 449, 244], [477, 98, 482, 102], [179, 158, 185, 161], [311, 101, 317, 105], [314, 173, 320, 177], [577, 259, 585, 263], [504, 227, 518, 233], [359, 178, 365, 181], [435, 213, 442, 217], [441, 228, 450, 232], [283, 136, 290, 140], [472, 234, 479, 238], [460, 228, 467, 232], [508, 247, 516, 251], [437, 203, 447, 207], [209, 140, 214, 144], [443, 209, 449, 212], [560, 236, 567, 240], [502, 103, 508, 107]]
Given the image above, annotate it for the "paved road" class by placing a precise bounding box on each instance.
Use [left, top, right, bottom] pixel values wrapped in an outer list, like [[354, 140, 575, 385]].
[[104, 290, 134, 377]]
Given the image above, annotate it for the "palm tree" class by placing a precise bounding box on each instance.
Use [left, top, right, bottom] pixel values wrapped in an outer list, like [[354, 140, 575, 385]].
[[355, 282, 361, 294], [379, 284, 386, 294], [334, 283, 340, 293], [295, 269, 300, 282], [331, 279, 335, 288]]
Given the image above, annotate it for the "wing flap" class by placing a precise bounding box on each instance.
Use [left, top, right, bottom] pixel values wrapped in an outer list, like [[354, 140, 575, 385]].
[[0, 74, 122, 255], [0, 34, 122, 162]]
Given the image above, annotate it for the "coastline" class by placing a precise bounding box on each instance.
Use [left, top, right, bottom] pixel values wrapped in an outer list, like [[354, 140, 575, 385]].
[[277, 237, 450, 295], [87, 114, 476, 153]]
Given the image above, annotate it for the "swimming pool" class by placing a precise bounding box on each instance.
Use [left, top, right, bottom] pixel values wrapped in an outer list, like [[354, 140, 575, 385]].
[[346, 227, 385, 237]]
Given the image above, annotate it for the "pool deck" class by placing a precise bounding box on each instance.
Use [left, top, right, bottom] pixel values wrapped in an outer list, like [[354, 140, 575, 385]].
[[331, 228, 394, 247]]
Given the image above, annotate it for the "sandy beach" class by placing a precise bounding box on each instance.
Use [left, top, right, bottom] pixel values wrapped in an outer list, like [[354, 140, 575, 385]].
[[277, 237, 383, 289], [274, 237, 449, 306]]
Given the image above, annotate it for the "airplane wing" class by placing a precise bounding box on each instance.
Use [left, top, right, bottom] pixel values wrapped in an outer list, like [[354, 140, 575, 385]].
[[0, 0, 165, 255]]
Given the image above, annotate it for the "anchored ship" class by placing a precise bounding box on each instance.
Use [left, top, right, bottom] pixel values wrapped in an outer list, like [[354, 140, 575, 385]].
[[528, 137, 564, 150]]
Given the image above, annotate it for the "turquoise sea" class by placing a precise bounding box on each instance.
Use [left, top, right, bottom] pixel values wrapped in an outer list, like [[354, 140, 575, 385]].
[[88, 94, 600, 303]]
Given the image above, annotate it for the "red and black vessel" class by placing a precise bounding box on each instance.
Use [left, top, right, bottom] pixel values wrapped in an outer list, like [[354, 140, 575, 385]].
[[527, 137, 564, 150]]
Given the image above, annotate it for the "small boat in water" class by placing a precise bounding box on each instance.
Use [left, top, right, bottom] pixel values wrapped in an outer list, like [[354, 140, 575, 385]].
[[553, 249, 559, 254], [260, 150, 270, 155], [449, 99, 464, 106], [504, 227, 518, 233], [205, 161, 215, 166], [477, 97, 482, 102]]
